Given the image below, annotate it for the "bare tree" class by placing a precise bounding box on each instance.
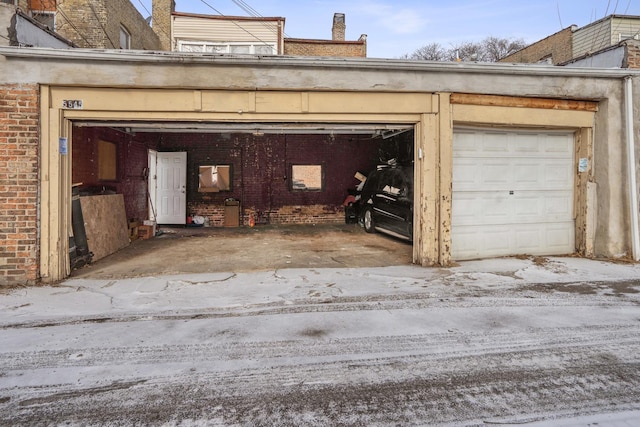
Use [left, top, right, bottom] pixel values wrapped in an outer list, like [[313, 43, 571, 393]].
[[483, 36, 527, 61], [405, 42, 447, 61], [403, 36, 527, 62]]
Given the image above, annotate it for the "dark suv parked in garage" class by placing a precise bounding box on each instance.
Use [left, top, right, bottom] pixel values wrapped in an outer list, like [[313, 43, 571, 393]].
[[359, 164, 413, 241]]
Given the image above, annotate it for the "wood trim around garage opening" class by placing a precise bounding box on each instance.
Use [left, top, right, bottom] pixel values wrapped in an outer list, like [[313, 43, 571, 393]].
[[450, 93, 599, 112]]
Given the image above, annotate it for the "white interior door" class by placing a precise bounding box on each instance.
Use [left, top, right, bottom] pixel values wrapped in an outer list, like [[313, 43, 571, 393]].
[[147, 149, 157, 221], [156, 152, 187, 225], [452, 129, 575, 260]]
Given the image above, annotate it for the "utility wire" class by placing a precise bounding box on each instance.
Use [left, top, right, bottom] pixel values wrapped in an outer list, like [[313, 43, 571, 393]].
[[589, 0, 615, 54], [55, 6, 95, 47], [230, 0, 290, 38], [197, 0, 279, 51], [610, 0, 640, 42], [88, 3, 118, 48]]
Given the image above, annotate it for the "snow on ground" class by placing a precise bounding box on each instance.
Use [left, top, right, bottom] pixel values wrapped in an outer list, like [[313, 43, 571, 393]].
[[2, 256, 638, 323], [0, 256, 639, 426]]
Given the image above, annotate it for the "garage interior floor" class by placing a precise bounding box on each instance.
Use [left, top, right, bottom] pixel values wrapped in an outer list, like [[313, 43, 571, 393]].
[[70, 223, 414, 280]]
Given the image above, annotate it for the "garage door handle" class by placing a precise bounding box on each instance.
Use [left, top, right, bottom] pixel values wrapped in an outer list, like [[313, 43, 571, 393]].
[[509, 191, 514, 195]]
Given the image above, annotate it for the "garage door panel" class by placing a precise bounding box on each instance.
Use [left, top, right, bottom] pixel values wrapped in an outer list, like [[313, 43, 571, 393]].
[[511, 133, 540, 154], [452, 225, 512, 259], [452, 192, 510, 226], [452, 129, 575, 260], [514, 163, 542, 186], [545, 192, 573, 216], [454, 222, 575, 260], [452, 159, 481, 189], [544, 162, 574, 187], [455, 158, 571, 191], [482, 133, 510, 152], [483, 161, 512, 185], [546, 223, 575, 249], [454, 191, 571, 226], [513, 196, 543, 218], [543, 134, 574, 154], [456, 131, 574, 158]]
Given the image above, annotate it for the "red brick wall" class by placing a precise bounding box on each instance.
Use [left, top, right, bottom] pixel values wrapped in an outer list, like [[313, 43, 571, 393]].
[[30, 0, 57, 11], [624, 40, 640, 68], [155, 132, 381, 225], [0, 84, 39, 287]]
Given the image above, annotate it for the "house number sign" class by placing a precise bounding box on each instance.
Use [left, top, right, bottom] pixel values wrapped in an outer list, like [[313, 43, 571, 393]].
[[62, 99, 83, 109]]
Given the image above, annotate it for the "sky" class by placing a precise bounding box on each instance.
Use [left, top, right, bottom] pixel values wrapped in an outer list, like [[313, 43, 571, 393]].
[[132, 0, 640, 58]]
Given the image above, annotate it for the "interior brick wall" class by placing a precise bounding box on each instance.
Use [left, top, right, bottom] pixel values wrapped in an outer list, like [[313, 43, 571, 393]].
[[155, 132, 381, 226], [72, 126, 159, 222], [71, 128, 392, 228], [0, 84, 39, 287]]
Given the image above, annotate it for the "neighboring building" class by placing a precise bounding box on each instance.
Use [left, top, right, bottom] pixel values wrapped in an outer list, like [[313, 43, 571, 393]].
[[171, 12, 285, 55], [564, 38, 640, 68], [500, 26, 575, 65], [0, 2, 75, 48], [572, 15, 640, 58], [501, 15, 640, 65], [154, 0, 366, 58], [4, 0, 366, 57], [0, 0, 161, 50], [283, 13, 367, 58], [54, 0, 161, 49], [1, 46, 639, 286]]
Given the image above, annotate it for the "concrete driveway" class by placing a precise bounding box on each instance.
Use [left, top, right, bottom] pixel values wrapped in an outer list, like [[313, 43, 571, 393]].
[[2, 257, 640, 425], [71, 223, 414, 279]]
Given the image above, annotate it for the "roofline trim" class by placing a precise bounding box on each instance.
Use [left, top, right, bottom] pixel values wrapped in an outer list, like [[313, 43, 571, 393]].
[[1, 46, 638, 79]]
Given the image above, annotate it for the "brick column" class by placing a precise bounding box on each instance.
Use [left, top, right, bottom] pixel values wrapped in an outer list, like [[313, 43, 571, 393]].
[[0, 84, 39, 286]]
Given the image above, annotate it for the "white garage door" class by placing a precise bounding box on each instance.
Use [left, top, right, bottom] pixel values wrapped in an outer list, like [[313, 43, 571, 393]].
[[452, 129, 575, 260]]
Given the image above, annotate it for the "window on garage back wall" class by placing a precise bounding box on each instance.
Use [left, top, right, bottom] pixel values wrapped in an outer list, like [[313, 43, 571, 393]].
[[98, 140, 117, 181], [290, 164, 324, 191], [198, 165, 232, 192]]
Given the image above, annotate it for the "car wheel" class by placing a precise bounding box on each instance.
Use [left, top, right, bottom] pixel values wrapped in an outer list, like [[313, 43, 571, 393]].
[[363, 208, 375, 233]]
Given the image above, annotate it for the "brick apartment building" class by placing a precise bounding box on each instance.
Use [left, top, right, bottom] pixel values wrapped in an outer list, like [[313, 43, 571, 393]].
[[1, 0, 160, 49], [501, 14, 640, 68]]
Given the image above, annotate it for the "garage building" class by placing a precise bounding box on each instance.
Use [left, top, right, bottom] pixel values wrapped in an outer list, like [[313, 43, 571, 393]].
[[1, 47, 639, 286]]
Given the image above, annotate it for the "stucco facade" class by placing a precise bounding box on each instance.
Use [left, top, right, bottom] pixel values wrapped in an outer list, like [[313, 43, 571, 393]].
[[0, 47, 639, 286]]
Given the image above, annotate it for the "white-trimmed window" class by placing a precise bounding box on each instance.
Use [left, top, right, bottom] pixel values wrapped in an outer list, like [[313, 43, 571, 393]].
[[119, 25, 131, 49], [177, 41, 277, 55], [619, 33, 640, 41]]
